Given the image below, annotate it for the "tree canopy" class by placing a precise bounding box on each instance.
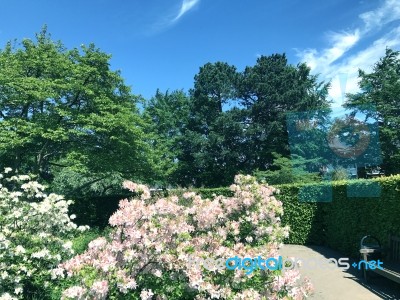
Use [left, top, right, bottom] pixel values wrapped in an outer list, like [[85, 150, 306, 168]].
[[0, 28, 154, 196], [1, 28, 398, 193], [145, 54, 331, 187], [345, 48, 400, 175]]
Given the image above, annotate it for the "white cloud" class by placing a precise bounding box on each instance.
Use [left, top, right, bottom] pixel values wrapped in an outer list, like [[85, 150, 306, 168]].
[[298, 30, 360, 74], [172, 0, 200, 23], [360, 0, 400, 32], [322, 26, 400, 107], [147, 0, 200, 35], [296, 0, 400, 107]]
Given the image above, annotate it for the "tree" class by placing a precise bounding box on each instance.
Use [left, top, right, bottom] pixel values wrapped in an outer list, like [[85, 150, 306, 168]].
[[173, 62, 244, 187], [167, 55, 330, 187], [0, 28, 153, 195], [173, 107, 248, 187], [253, 153, 320, 185], [286, 109, 333, 172], [237, 54, 330, 172], [345, 48, 400, 174], [142, 89, 191, 186], [192, 62, 238, 114]]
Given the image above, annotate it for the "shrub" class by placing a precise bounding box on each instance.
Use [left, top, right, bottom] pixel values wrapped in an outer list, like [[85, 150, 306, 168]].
[[0, 168, 89, 299], [253, 154, 321, 185], [72, 229, 104, 255], [330, 167, 349, 181], [190, 185, 325, 246], [57, 175, 312, 299]]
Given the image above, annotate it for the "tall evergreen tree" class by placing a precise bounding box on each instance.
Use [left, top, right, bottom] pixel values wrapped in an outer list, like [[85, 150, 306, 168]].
[[345, 48, 400, 175]]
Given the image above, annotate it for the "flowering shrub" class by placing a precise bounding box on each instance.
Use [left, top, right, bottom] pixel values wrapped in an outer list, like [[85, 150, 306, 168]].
[[59, 175, 312, 299], [0, 168, 89, 299]]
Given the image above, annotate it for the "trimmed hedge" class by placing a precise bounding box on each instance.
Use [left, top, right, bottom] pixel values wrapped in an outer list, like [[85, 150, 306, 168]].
[[192, 187, 234, 199], [70, 193, 131, 228], [324, 176, 400, 257], [71, 176, 400, 258], [274, 184, 325, 246], [192, 176, 400, 258]]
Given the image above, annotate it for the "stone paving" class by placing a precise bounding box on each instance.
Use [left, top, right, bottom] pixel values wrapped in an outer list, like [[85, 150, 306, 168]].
[[278, 244, 400, 299]]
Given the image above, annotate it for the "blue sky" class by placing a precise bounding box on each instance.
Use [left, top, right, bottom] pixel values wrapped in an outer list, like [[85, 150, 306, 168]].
[[0, 0, 399, 106]]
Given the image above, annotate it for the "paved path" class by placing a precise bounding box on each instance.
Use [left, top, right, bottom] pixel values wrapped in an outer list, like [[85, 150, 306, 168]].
[[279, 245, 400, 299]]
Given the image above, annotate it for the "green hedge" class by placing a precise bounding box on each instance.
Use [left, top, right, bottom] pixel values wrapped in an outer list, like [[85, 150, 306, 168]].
[[70, 188, 233, 228], [191, 187, 234, 199], [324, 176, 400, 257], [274, 184, 326, 246], [71, 176, 400, 258], [70, 193, 131, 228], [192, 176, 400, 258]]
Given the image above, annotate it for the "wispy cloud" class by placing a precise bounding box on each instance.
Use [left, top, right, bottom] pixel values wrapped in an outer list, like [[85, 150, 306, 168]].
[[172, 0, 200, 23], [147, 0, 200, 35], [299, 30, 360, 72], [327, 27, 400, 106], [360, 0, 400, 32], [296, 0, 400, 107]]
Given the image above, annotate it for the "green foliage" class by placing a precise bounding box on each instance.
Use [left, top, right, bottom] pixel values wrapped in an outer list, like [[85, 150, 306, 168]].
[[345, 48, 400, 175], [72, 229, 103, 255], [159, 55, 330, 187], [50, 169, 126, 199], [275, 183, 326, 245], [0, 28, 154, 195], [69, 194, 130, 228], [133, 271, 198, 300], [170, 61, 245, 187], [254, 153, 321, 185], [174, 107, 248, 187], [142, 90, 191, 186], [237, 55, 330, 172], [330, 166, 350, 181], [281, 176, 400, 257], [192, 61, 238, 114], [323, 176, 400, 257], [192, 176, 400, 257]]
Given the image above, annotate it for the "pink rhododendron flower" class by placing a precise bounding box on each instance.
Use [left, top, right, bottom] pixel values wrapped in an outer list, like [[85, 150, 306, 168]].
[[61, 286, 87, 300], [90, 280, 109, 300], [140, 289, 154, 300], [60, 175, 312, 299]]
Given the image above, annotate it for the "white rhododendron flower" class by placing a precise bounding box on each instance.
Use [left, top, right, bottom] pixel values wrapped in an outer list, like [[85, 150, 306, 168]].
[[0, 169, 89, 299], [14, 246, 25, 255], [0, 293, 18, 300]]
